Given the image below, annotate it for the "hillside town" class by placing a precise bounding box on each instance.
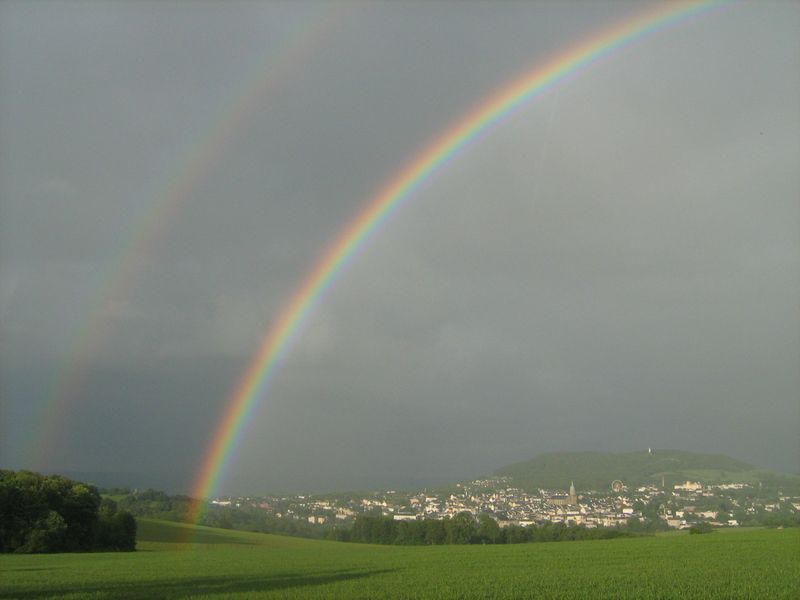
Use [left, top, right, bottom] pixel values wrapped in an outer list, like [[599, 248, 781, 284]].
[[210, 476, 800, 531]]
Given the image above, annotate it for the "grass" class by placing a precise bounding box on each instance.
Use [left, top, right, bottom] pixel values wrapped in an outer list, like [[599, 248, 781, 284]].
[[1, 520, 798, 599]]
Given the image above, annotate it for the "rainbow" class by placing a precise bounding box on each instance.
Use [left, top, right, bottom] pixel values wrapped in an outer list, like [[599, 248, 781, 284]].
[[190, 0, 728, 513], [29, 4, 351, 469]]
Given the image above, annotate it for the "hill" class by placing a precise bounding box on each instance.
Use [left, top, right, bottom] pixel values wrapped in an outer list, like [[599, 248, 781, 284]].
[[495, 449, 799, 492], [134, 518, 318, 549]]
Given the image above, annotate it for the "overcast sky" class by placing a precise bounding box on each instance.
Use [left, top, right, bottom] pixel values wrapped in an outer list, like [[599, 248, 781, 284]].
[[1, 0, 798, 495]]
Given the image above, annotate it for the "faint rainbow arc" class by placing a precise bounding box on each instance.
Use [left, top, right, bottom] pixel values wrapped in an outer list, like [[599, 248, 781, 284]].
[[190, 0, 727, 511], [29, 3, 353, 469]]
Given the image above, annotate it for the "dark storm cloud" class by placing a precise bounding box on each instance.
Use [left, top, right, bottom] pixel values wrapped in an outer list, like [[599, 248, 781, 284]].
[[1, 1, 798, 493]]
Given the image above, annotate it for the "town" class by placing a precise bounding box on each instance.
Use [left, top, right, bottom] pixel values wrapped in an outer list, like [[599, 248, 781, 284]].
[[209, 476, 800, 531]]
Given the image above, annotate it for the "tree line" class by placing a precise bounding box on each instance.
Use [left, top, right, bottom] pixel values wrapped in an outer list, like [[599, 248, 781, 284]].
[[112, 488, 332, 540], [114, 488, 194, 523], [329, 512, 638, 545], [0, 470, 136, 553]]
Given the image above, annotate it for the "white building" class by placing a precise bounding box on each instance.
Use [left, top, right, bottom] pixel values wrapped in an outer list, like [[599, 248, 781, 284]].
[[674, 481, 703, 492]]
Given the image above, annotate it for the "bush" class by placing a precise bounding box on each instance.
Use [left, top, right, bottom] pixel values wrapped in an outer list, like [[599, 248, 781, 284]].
[[95, 500, 137, 551], [689, 522, 714, 534], [16, 511, 67, 553]]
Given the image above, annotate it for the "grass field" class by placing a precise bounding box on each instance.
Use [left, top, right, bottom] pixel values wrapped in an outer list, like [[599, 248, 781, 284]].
[[1, 520, 798, 599]]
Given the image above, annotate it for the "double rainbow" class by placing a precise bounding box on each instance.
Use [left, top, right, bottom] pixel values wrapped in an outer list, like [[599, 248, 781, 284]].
[[190, 0, 726, 513]]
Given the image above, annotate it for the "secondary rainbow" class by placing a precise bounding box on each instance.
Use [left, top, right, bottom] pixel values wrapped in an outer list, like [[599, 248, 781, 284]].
[[190, 0, 728, 513], [29, 4, 350, 470]]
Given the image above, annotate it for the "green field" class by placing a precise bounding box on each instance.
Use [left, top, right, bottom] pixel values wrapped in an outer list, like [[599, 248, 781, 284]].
[[1, 520, 797, 599]]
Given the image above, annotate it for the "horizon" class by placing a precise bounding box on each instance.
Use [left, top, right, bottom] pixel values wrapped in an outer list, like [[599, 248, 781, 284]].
[[31, 446, 796, 498]]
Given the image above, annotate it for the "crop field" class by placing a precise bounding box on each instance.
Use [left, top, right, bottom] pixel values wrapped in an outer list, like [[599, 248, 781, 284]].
[[1, 520, 797, 599]]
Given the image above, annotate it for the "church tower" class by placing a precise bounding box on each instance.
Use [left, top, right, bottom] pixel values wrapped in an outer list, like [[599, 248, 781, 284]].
[[569, 481, 577, 505]]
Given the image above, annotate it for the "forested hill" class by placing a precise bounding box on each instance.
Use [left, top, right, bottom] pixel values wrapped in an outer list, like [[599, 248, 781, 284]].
[[494, 450, 769, 492]]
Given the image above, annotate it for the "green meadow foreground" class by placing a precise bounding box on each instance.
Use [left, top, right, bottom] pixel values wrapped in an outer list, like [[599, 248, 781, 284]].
[[2, 520, 798, 599]]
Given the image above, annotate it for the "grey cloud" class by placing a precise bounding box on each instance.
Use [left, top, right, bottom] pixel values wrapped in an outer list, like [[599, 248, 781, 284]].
[[1, 1, 797, 493]]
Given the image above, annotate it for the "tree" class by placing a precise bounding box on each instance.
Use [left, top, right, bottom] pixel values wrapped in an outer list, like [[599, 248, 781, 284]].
[[445, 512, 477, 544], [502, 525, 529, 544], [477, 514, 501, 544], [95, 498, 137, 551], [424, 519, 446, 545], [0, 470, 136, 553], [16, 511, 67, 553]]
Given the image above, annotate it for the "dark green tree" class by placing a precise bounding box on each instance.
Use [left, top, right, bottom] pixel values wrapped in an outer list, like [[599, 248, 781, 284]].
[[689, 522, 714, 534], [424, 519, 446, 545], [0, 470, 135, 553], [476, 514, 501, 544], [445, 512, 477, 544]]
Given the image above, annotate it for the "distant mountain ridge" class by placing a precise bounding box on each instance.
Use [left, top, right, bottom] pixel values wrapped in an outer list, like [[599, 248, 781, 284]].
[[494, 449, 798, 493]]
